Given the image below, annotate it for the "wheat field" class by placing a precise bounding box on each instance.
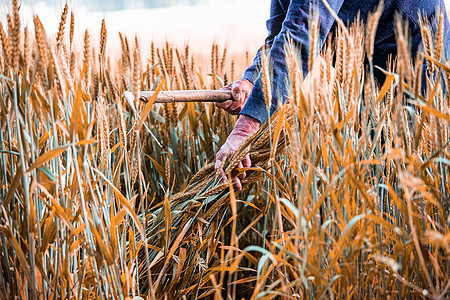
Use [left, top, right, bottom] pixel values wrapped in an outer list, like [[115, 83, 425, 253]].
[[0, 0, 449, 299]]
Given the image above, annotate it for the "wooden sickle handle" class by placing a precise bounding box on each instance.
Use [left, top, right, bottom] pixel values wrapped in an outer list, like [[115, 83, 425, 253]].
[[139, 90, 234, 103]]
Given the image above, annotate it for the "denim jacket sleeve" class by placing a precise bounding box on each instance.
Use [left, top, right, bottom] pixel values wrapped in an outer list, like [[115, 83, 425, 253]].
[[241, 0, 345, 124], [242, 0, 289, 84]]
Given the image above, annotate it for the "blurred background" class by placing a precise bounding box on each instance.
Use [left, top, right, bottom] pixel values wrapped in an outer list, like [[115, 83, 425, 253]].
[[15, 0, 450, 12], [29, 0, 262, 10], [0, 0, 269, 60]]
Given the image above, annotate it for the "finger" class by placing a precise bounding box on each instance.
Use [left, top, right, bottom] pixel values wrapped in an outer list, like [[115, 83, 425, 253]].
[[219, 85, 232, 91], [216, 149, 231, 183], [215, 151, 224, 170], [227, 90, 245, 112], [237, 161, 246, 180], [231, 82, 246, 98], [215, 99, 233, 110], [231, 89, 244, 103], [231, 81, 244, 93], [220, 169, 227, 183], [232, 177, 242, 191], [241, 155, 251, 180], [228, 107, 242, 115], [227, 101, 243, 113], [242, 154, 251, 168], [215, 157, 228, 183], [229, 84, 250, 111]]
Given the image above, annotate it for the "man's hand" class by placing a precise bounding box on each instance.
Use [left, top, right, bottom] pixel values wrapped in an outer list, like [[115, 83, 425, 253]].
[[215, 114, 260, 191], [215, 79, 253, 115]]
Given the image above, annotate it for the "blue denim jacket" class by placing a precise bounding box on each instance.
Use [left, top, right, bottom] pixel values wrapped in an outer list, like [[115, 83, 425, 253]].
[[240, 0, 450, 124]]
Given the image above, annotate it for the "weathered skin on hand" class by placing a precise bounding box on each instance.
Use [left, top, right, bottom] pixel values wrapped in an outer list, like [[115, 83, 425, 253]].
[[214, 114, 260, 191], [215, 79, 253, 115]]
